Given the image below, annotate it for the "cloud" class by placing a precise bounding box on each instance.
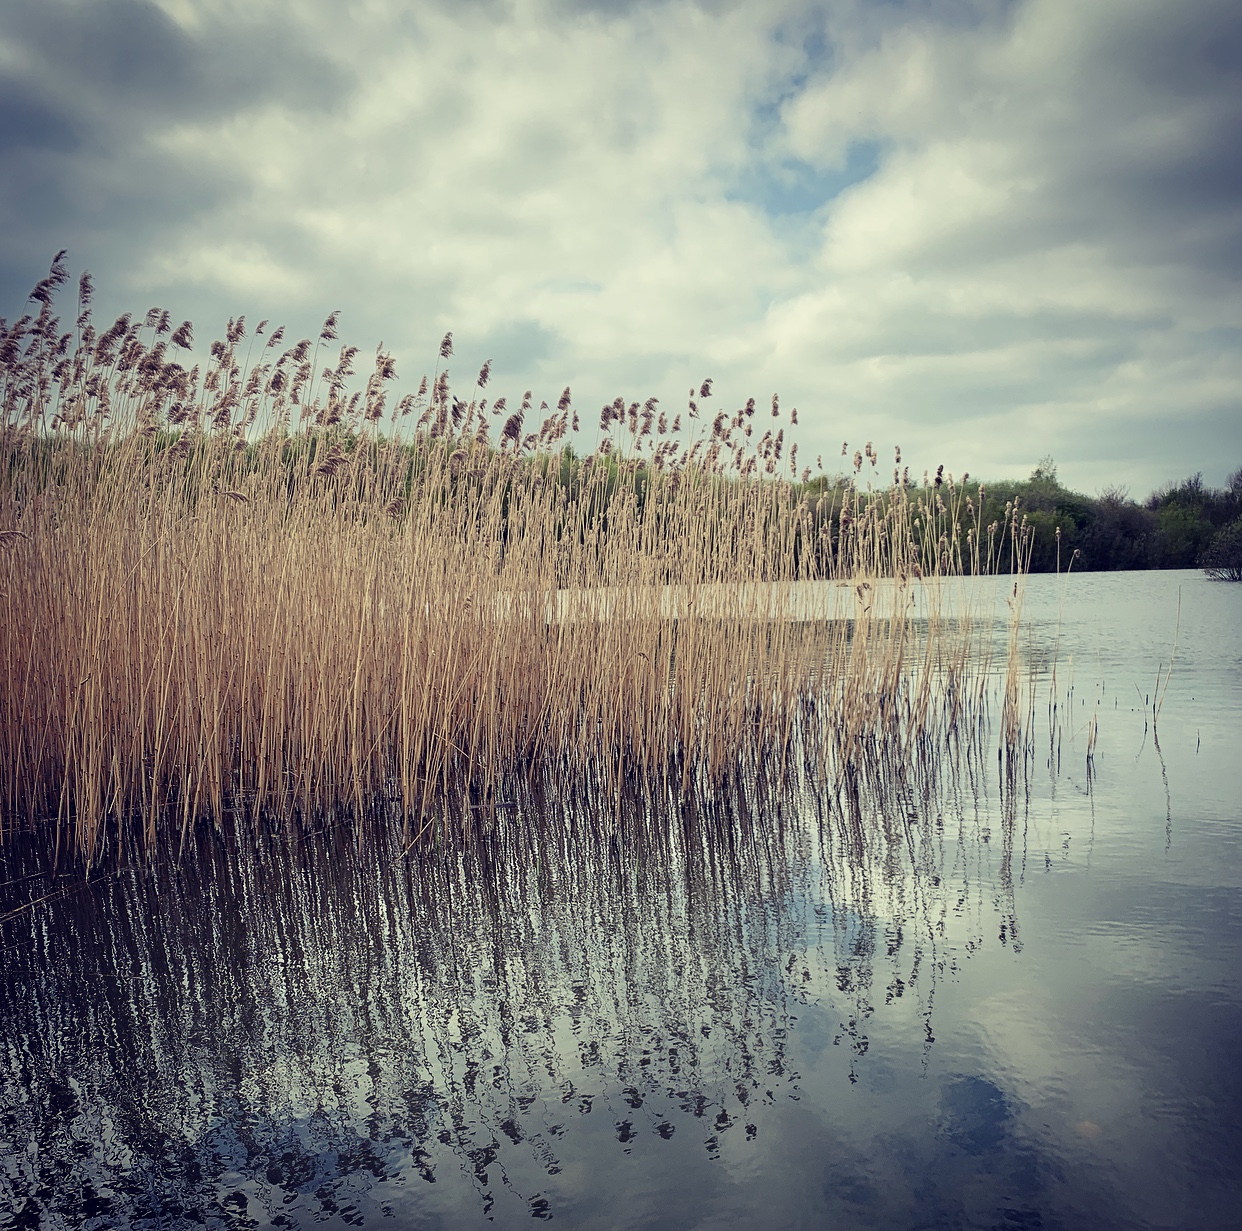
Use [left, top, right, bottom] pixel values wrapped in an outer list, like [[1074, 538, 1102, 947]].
[[766, 0, 1242, 487], [0, 0, 349, 305], [1, 0, 1239, 493]]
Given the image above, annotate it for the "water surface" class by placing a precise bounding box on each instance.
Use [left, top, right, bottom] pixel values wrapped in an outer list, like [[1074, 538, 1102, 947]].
[[2, 569, 1239, 1230]]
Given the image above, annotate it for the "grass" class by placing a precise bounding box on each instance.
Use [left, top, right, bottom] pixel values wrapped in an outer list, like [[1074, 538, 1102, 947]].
[[0, 255, 1033, 865]]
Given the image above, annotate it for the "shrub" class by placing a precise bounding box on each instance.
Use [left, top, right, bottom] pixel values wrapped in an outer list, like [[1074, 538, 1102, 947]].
[[1201, 516, 1242, 581]]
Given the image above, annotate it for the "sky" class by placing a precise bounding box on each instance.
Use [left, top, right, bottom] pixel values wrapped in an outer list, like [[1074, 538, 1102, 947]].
[[1, 0, 1240, 495]]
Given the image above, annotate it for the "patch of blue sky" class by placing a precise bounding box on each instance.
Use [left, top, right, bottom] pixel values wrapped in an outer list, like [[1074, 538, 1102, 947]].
[[729, 141, 883, 219]]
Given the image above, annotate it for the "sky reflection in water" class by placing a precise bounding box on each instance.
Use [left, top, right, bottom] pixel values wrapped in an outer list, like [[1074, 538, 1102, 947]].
[[1, 570, 1239, 1230]]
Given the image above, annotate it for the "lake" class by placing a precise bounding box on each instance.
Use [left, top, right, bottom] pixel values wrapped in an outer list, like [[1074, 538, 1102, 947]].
[[2, 568, 1239, 1230]]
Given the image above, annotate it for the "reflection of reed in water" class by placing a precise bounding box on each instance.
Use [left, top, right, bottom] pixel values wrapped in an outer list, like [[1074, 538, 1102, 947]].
[[0, 741, 1024, 1226]]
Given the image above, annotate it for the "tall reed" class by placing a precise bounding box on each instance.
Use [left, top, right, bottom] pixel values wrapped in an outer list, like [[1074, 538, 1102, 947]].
[[0, 256, 1031, 863]]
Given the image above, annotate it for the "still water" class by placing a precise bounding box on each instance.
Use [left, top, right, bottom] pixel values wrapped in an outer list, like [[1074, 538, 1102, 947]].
[[2, 570, 1239, 1230]]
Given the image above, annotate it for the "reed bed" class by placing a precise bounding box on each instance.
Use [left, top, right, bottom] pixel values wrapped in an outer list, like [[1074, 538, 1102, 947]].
[[0, 256, 1032, 864]]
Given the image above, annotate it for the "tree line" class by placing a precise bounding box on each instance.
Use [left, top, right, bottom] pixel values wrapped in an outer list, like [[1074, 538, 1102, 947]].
[[961, 457, 1242, 576]]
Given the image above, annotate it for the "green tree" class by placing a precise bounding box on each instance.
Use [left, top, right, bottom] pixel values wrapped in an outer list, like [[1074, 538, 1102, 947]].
[[1030, 454, 1058, 485]]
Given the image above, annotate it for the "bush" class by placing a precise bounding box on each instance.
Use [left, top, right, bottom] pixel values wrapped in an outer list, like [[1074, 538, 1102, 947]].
[[1201, 516, 1242, 581]]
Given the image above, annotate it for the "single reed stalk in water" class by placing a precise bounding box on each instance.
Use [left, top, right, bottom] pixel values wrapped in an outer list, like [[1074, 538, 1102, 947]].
[[0, 257, 1032, 864]]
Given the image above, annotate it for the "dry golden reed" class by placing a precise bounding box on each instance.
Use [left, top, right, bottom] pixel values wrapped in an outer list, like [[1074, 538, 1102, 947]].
[[0, 256, 1032, 863]]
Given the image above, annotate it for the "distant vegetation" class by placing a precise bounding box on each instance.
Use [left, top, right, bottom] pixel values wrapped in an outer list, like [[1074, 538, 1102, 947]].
[[925, 456, 1242, 577]]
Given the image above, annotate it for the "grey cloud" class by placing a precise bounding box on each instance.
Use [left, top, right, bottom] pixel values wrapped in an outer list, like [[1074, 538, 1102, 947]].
[[0, 84, 79, 156], [2, 0, 349, 121], [0, 0, 352, 308], [1062, 13, 1235, 241], [1115, 0, 1242, 97], [1050, 7, 1242, 257]]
